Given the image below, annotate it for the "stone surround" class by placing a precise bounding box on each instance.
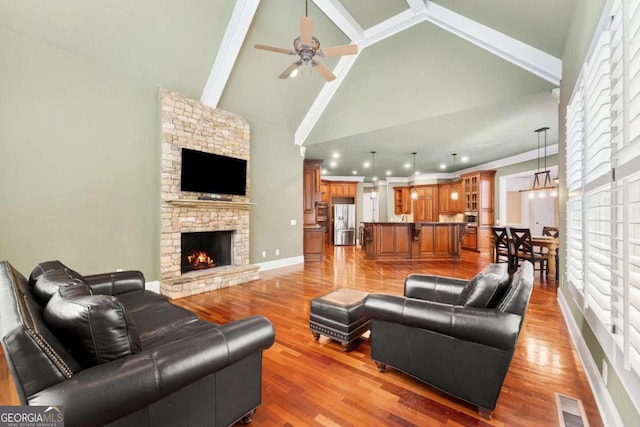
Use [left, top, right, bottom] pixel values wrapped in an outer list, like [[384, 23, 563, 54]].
[[159, 88, 258, 299]]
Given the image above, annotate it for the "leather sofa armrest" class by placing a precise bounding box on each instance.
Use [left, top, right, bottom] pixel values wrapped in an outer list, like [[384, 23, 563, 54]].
[[27, 315, 275, 427], [364, 294, 521, 351], [404, 274, 468, 304], [83, 271, 145, 295]]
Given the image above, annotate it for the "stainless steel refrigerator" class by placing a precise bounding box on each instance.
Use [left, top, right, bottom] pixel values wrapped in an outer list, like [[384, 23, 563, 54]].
[[333, 204, 356, 245]]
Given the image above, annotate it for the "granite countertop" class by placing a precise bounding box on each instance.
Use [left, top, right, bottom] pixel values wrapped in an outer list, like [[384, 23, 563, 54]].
[[360, 221, 467, 225], [304, 224, 326, 231]]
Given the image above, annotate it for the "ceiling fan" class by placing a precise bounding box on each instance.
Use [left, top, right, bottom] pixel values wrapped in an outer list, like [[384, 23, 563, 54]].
[[254, 0, 358, 82]]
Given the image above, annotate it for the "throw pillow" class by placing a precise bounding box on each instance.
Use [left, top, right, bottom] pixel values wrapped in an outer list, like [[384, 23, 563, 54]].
[[33, 270, 89, 305], [29, 260, 83, 287], [43, 294, 142, 368], [456, 264, 510, 308]]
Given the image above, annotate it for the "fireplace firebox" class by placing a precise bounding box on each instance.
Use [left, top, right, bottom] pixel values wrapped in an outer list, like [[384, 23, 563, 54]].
[[181, 231, 233, 274]]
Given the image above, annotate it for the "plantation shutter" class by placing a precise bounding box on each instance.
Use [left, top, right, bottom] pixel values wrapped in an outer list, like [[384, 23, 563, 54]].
[[582, 29, 613, 327], [566, 83, 585, 292], [610, 0, 640, 376]]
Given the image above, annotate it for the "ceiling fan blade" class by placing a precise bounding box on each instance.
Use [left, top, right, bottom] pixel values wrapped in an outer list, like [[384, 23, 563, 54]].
[[278, 61, 303, 79], [312, 61, 336, 82], [254, 44, 294, 55], [300, 16, 313, 44], [318, 44, 358, 57]]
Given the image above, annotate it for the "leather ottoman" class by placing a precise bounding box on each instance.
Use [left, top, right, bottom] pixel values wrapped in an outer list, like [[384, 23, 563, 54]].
[[310, 288, 370, 351]]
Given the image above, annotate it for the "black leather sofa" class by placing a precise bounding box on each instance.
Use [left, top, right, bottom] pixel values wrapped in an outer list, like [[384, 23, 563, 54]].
[[364, 261, 534, 418], [0, 260, 275, 427]]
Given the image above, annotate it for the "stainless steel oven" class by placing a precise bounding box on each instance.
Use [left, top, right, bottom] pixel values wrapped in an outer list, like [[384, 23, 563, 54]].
[[464, 212, 478, 226]]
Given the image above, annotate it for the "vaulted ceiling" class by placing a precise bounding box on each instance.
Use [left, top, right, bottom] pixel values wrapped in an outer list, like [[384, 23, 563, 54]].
[[0, 0, 575, 180]]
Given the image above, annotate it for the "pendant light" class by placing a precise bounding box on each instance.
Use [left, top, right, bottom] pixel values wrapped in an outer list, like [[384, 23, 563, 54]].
[[410, 152, 418, 200], [450, 153, 459, 201], [370, 151, 378, 199], [519, 127, 556, 198]]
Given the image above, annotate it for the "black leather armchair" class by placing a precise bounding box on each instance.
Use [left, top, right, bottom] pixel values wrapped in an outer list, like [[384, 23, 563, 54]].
[[363, 262, 534, 418], [0, 260, 275, 427]]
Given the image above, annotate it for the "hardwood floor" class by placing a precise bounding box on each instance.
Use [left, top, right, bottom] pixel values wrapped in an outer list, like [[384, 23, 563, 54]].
[[175, 246, 603, 427], [0, 246, 603, 426]]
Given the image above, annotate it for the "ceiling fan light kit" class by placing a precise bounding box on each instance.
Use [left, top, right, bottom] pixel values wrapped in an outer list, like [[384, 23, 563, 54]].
[[254, 0, 358, 82]]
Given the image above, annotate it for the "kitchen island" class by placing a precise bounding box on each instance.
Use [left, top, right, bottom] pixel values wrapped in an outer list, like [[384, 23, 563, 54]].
[[361, 222, 466, 261]]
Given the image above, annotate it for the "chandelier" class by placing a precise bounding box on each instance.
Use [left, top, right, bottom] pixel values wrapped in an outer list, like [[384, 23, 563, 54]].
[[519, 127, 557, 198]]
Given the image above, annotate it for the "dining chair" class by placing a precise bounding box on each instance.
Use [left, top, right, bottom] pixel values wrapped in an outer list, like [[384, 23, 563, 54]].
[[510, 227, 553, 278], [491, 227, 513, 269], [542, 226, 559, 238], [542, 226, 559, 280]]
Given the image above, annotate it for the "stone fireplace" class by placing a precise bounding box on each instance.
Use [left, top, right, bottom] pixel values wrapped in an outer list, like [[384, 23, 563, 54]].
[[159, 89, 259, 299]]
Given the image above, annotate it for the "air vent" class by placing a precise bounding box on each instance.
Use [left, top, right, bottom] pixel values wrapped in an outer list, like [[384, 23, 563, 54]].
[[556, 393, 590, 427]]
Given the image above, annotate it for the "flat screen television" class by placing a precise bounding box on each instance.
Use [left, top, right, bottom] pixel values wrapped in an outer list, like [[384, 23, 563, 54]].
[[180, 148, 247, 196]]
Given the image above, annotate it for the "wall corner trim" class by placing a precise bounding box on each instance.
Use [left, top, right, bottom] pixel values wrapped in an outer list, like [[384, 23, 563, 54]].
[[146, 280, 160, 294]]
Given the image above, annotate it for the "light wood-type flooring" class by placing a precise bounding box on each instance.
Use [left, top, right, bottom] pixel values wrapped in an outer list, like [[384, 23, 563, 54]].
[[0, 246, 603, 426]]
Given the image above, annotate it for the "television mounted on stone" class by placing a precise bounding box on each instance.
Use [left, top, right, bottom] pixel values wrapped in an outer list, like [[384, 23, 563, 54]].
[[180, 148, 247, 196]]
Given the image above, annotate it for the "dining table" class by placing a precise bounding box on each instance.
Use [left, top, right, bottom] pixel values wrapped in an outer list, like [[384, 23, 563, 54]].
[[531, 236, 559, 279]]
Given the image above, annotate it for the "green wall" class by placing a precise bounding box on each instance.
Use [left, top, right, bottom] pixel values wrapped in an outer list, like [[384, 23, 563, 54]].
[[0, 21, 306, 282], [0, 28, 159, 279], [247, 119, 303, 262], [559, 0, 640, 425]]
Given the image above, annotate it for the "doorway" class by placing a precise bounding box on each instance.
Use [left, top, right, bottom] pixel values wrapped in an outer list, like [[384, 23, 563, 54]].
[[498, 166, 558, 233]]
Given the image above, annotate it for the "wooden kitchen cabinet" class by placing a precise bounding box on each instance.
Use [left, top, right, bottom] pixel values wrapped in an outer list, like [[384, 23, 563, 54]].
[[303, 160, 322, 226], [462, 226, 478, 250], [327, 182, 356, 199], [438, 183, 463, 214], [451, 182, 463, 213], [461, 170, 495, 251], [412, 185, 438, 222], [320, 182, 330, 203], [394, 186, 411, 215]]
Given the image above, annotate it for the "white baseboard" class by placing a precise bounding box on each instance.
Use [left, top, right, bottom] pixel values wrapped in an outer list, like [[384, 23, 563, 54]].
[[255, 256, 304, 272], [557, 291, 624, 427], [146, 280, 160, 294]]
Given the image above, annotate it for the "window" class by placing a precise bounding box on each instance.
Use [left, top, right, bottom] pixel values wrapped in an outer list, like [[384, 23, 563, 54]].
[[565, 0, 640, 389]]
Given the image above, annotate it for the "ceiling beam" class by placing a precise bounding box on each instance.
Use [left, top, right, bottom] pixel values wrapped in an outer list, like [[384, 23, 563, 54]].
[[295, 0, 562, 146], [311, 0, 364, 42], [295, 7, 426, 145], [406, 0, 427, 15], [200, 0, 260, 108], [422, 2, 561, 85], [361, 9, 423, 49]]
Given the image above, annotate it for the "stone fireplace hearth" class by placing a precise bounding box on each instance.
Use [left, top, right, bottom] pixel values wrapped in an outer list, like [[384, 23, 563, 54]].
[[159, 89, 258, 299]]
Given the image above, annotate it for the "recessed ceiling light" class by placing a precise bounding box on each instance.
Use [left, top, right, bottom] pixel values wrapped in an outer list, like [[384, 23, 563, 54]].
[[352, 170, 357, 175], [329, 161, 337, 167], [386, 170, 392, 176], [461, 156, 469, 163], [321, 169, 328, 174], [415, 171, 420, 176], [404, 162, 411, 169], [440, 163, 447, 170], [363, 161, 370, 168], [290, 68, 299, 78], [373, 176, 378, 182], [332, 152, 340, 159]]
